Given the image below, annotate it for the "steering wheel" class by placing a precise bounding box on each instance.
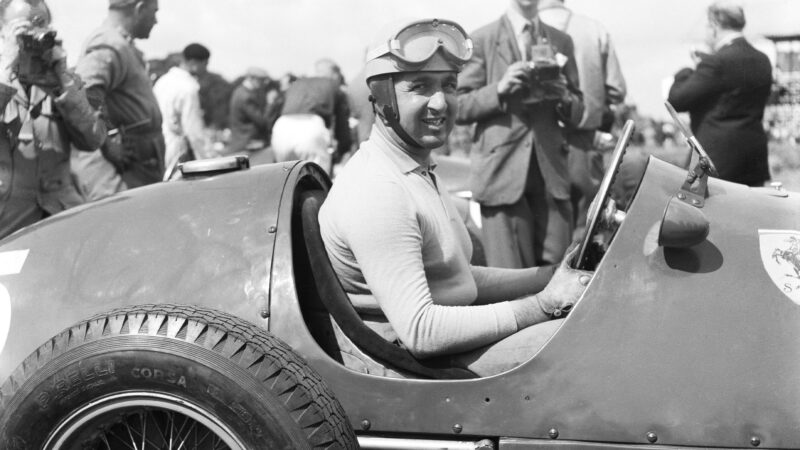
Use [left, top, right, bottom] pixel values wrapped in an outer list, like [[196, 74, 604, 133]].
[[575, 119, 636, 270]]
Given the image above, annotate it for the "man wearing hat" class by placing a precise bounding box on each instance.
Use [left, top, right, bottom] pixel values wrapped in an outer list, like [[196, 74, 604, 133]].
[[226, 66, 279, 158], [154, 43, 216, 178], [71, 0, 164, 200]]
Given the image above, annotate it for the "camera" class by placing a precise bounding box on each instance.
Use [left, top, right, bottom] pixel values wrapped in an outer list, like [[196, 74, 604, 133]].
[[15, 29, 61, 88], [523, 44, 563, 104]]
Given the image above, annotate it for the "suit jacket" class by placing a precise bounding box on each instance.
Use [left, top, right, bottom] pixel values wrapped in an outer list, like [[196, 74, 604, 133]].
[[457, 15, 583, 206], [668, 37, 772, 186]]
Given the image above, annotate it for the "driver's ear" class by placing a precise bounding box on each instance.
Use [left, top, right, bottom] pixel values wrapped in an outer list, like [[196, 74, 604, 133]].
[[132, 1, 146, 17]]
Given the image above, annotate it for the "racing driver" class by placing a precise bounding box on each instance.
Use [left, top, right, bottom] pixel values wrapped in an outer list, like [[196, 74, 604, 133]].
[[319, 18, 591, 376]]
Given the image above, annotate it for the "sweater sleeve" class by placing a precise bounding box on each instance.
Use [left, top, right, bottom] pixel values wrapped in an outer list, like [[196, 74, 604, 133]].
[[341, 180, 518, 358]]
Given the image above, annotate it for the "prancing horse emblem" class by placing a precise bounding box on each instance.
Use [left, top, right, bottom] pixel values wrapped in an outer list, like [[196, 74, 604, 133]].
[[760, 230, 800, 305], [773, 236, 800, 279]]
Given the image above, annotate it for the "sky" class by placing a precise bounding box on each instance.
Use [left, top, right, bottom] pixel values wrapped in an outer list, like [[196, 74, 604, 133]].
[[46, 0, 799, 119]]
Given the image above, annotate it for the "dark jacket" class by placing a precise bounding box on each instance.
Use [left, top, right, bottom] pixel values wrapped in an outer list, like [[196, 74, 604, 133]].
[[280, 77, 352, 157], [226, 83, 279, 154], [456, 16, 583, 206], [74, 20, 165, 190], [668, 37, 772, 186]]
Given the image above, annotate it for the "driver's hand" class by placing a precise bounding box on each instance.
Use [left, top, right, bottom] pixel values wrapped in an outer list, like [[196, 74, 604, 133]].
[[536, 244, 592, 317]]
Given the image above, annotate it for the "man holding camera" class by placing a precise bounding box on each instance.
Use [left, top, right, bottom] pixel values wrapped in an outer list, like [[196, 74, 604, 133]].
[[71, 0, 164, 200], [0, 0, 106, 238], [457, 0, 583, 269]]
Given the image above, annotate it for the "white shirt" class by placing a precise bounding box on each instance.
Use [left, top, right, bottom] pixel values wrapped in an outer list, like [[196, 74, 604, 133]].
[[506, 8, 543, 59], [153, 66, 212, 173]]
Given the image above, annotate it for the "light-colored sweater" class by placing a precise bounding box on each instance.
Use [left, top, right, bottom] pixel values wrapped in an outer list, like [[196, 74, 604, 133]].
[[319, 130, 519, 358]]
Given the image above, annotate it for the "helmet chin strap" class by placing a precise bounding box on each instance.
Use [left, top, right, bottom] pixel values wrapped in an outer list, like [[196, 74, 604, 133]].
[[368, 77, 423, 149]]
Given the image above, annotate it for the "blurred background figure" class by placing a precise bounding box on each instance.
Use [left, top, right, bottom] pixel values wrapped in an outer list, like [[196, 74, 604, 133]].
[[346, 53, 375, 148], [538, 0, 627, 237], [226, 66, 280, 163], [667, 1, 772, 187], [154, 42, 217, 179], [0, 0, 106, 238], [271, 58, 352, 175], [71, 0, 164, 200]]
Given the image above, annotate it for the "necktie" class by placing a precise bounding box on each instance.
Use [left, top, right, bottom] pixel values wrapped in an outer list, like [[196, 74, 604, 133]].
[[522, 22, 534, 61]]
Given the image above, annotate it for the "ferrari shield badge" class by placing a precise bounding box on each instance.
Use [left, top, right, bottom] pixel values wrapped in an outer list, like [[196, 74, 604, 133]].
[[760, 229, 800, 304]]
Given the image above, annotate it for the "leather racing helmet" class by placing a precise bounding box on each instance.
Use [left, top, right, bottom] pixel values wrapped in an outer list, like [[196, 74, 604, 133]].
[[365, 18, 473, 148]]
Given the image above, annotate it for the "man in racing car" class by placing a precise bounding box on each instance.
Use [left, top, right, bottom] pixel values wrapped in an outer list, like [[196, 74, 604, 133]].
[[319, 18, 591, 377]]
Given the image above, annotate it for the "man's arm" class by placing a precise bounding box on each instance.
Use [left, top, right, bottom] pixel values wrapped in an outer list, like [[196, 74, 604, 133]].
[[470, 265, 556, 304], [53, 75, 107, 151], [667, 55, 723, 112], [602, 33, 627, 106], [74, 47, 125, 115], [180, 88, 213, 159], [456, 35, 506, 125]]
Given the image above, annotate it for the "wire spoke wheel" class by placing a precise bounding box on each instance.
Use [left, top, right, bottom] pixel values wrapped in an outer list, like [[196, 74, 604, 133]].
[[46, 392, 244, 450]]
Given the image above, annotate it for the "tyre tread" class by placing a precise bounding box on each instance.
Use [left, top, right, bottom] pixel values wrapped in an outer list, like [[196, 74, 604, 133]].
[[1, 303, 358, 449]]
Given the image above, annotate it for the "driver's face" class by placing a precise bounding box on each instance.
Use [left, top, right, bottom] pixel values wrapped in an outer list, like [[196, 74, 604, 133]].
[[393, 71, 457, 151]]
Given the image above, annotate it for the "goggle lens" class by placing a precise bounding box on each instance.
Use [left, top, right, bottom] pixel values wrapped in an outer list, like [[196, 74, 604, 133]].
[[392, 19, 472, 63]]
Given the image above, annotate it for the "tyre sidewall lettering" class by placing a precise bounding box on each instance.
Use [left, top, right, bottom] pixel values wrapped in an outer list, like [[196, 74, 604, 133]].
[[2, 347, 299, 449]]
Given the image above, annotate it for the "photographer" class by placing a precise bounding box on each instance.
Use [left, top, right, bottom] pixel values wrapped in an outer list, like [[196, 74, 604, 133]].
[[456, 0, 583, 269], [0, 0, 105, 239]]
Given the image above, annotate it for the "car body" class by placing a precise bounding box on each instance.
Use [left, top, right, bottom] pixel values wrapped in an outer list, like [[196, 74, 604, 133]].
[[0, 144, 799, 449]]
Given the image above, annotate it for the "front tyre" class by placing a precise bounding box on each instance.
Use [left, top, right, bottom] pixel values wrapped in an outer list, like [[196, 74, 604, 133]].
[[0, 304, 357, 449]]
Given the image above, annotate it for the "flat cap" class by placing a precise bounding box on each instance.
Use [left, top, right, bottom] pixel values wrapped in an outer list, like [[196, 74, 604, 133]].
[[245, 66, 269, 79]]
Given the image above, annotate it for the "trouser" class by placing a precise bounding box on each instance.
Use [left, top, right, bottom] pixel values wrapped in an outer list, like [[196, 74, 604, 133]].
[[480, 153, 573, 268], [271, 114, 332, 174]]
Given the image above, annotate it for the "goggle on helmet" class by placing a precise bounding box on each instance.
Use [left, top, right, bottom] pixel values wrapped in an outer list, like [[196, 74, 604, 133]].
[[365, 18, 472, 149], [365, 18, 473, 80]]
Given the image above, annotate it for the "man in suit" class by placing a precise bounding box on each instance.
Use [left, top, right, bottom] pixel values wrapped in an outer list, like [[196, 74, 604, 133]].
[[668, 1, 772, 187], [457, 0, 584, 268]]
